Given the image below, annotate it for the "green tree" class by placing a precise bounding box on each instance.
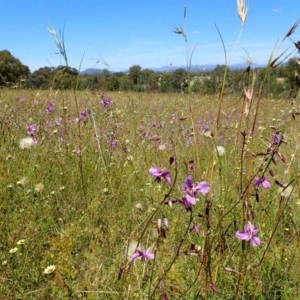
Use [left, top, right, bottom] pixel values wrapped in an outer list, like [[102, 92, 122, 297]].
[[0, 50, 30, 86], [136, 69, 157, 92], [158, 72, 172, 93], [27, 66, 78, 89], [26, 67, 54, 89], [282, 58, 300, 98], [106, 73, 122, 91], [128, 65, 142, 88], [171, 68, 188, 92], [119, 74, 132, 91]]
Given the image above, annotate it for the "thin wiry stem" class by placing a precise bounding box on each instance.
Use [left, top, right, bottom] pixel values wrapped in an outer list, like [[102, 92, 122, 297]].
[[214, 24, 228, 131]]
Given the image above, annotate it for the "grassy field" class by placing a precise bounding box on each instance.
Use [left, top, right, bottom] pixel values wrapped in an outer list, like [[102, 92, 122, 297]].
[[1, 88, 300, 299]]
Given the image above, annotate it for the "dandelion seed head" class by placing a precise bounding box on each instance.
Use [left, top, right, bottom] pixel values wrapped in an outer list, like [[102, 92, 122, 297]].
[[19, 136, 35, 149], [35, 183, 45, 193], [216, 145, 226, 156], [17, 177, 28, 187]]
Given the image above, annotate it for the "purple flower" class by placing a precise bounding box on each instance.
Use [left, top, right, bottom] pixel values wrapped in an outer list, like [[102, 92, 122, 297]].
[[27, 124, 37, 136], [46, 102, 54, 113], [182, 197, 192, 212], [181, 176, 210, 205], [110, 140, 118, 148], [79, 110, 89, 123], [100, 98, 113, 107], [254, 177, 271, 189], [201, 124, 210, 133], [196, 181, 211, 194], [130, 248, 154, 262], [18, 97, 26, 102], [271, 133, 282, 146], [236, 222, 261, 246], [190, 224, 200, 235], [149, 166, 171, 185]]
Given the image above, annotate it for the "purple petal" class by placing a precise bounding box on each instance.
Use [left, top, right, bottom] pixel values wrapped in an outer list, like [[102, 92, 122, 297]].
[[255, 177, 271, 189], [250, 236, 261, 246], [182, 198, 192, 212], [196, 181, 210, 195], [185, 194, 196, 205], [235, 230, 250, 241], [162, 171, 171, 185], [130, 250, 142, 262], [183, 176, 193, 189], [190, 224, 199, 235], [149, 167, 161, 177], [143, 248, 154, 260], [262, 179, 271, 188], [251, 228, 259, 236]]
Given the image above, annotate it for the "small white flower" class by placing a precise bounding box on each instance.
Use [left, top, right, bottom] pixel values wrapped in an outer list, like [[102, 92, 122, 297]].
[[17, 239, 26, 245], [135, 203, 143, 209], [9, 247, 18, 253], [202, 130, 212, 138], [102, 188, 109, 194], [43, 265, 56, 274], [216, 146, 226, 156], [126, 155, 134, 161], [19, 137, 34, 149]]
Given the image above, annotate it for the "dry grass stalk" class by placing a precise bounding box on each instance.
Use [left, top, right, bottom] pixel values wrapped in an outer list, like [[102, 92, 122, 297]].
[[284, 18, 300, 40], [237, 0, 249, 26]]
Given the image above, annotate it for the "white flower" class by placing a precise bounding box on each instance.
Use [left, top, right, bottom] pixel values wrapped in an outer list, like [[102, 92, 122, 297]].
[[9, 247, 18, 253], [43, 265, 56, 274], [19, 137, 34, 149], [17, 239, 26, 245], [216, 146, 226, 156], [134, 203, 143, 210]]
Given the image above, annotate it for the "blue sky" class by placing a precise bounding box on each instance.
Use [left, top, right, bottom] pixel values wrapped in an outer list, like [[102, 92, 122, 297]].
[[1, 0, 299, 72]]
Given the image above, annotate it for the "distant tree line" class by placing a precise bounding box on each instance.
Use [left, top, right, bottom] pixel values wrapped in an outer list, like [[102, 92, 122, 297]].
[[1, 49, 299, 98]]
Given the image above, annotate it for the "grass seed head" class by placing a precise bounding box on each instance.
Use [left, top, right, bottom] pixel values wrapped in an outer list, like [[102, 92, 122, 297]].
[[237, 0, 249, 26]]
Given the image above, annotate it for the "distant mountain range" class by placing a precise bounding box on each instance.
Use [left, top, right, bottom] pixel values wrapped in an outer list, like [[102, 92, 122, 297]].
[[80, 63, 265, 75]]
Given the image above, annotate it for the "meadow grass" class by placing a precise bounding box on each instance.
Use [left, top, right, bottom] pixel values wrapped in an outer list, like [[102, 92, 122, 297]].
[[1, 87, 300, 299]]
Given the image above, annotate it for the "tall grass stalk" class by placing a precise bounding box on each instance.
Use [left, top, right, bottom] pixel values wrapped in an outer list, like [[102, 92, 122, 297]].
[[173, 3, 200, 167]]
